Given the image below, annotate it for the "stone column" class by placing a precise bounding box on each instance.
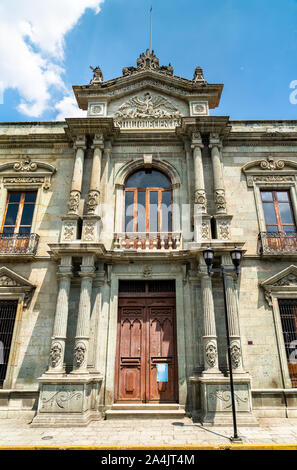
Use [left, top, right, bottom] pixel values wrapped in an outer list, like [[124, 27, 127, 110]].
[[86, 133, 104, 215], [199, 256, 221, 375], [71, 255, 95, 374], [47, 256, 72, 374], [191, 131, 206, 213], [209, 133, 226, 214], [82, 133, 104, 242], [67, 135, 86, 215], [222, 254, 244, 373], [191, 131, 211, 241]]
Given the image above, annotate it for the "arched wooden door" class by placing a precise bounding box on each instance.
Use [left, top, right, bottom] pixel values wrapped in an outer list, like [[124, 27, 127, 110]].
[[114, 280, 178, 403]]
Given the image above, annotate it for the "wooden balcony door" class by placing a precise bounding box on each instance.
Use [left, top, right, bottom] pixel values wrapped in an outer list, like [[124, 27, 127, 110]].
[[115, 281, 178, 403]]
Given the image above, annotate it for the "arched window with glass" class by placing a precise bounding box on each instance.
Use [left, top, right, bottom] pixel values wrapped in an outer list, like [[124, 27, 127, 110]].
[[122, 169, 176, 249]]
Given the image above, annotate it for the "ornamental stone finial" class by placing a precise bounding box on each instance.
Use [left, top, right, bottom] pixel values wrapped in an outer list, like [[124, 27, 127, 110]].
[[193, 66, 206, 83], [122, 49, 174, 77]]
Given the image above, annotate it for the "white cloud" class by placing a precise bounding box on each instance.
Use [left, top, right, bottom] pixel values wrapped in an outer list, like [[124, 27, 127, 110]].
[[0, 0, 104, 118], [55, 94, 87, 121]]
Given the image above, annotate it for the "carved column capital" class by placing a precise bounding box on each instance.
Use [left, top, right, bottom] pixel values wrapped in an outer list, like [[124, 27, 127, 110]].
[[191, 131, 204, 149], [209, 133, 222, 149], [92, 132, 104, 150], [73, 135, 87, 150]]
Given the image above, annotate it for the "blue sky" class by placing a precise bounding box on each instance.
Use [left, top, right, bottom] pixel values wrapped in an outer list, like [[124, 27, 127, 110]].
[[1, 0, 297, 122]]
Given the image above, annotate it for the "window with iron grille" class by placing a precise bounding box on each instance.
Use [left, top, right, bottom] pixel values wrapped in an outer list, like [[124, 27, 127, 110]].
[[278, 299, 297, 387], [0, 300, 18, 386]]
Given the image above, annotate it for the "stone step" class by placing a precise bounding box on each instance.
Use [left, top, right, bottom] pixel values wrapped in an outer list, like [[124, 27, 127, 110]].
[[111, 403, 181, 410], [105, 404, 185, 420]]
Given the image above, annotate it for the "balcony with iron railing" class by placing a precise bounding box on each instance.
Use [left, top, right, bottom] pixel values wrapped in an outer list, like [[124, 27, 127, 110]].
[[258, 231, 297, 255], [0, 233, 40, 257], [114, 232, 182, 251]]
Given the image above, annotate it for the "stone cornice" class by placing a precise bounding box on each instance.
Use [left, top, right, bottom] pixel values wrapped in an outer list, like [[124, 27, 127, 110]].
[[65, 117, 119, 141], [0, 133, 70, 149], [176, 116, 231, 138]]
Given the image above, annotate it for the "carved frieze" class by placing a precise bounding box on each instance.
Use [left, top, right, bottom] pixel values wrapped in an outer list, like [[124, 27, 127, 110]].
[[115, 92, 181, 121]]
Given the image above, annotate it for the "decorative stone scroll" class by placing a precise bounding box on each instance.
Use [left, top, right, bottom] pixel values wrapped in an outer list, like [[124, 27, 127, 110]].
[[242, 157, 297, 187], [0, 157, 56, 190]]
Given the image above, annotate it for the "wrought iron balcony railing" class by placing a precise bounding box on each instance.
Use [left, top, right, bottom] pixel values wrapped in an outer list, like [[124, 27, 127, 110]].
[[258, 231, 297, 255], [114, 232, 182, 251], [0, 233, 40, 256]]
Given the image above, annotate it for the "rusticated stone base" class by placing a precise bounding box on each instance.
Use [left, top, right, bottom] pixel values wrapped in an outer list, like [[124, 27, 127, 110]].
[[190, 375, 259, 426], [31, 374, 103, 427]]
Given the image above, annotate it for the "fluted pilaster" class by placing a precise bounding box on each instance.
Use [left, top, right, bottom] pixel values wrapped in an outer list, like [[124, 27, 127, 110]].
[[191, 131, 206, 213], [222, 254, 244, 372], [72, 255, 95, 374], [47, 256, 72, 373], [87, 133, 104, 214], [209, 133, 226, 214], [67, 135, 86, 215], [199, 257, 221, 375]]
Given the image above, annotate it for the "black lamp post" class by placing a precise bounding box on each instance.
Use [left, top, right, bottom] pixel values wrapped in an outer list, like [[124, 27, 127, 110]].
[[203, 246, 243, 442]]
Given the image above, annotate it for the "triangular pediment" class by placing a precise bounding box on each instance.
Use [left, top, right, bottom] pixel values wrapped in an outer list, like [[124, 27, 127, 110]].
[[0, 266, 35, 288], [261, 265, 297, 288], [73, 50, 223, 113]]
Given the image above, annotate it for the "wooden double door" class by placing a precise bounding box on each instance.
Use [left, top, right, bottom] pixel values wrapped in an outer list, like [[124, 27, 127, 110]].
[[115, 284, 178, 403]]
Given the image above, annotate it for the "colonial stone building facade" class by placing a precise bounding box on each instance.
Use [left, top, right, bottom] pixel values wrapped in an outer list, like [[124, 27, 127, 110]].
[[0, 50, 297, 426]]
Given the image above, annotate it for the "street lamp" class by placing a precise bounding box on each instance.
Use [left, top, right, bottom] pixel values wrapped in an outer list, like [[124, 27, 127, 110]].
[[203, 246, 243, 442]]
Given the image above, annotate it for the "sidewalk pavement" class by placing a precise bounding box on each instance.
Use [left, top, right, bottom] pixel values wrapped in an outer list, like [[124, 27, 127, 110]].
[[1, 417, 297, 447]]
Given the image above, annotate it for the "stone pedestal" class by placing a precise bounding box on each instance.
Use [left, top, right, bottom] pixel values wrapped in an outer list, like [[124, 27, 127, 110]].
[[214, 214, 233, 240], [81, 215, 102, 242], [194, 214, 211, 242], [190, 375, 258, 426], [32, 375, 103, 427], [60, 215, 80, 242]]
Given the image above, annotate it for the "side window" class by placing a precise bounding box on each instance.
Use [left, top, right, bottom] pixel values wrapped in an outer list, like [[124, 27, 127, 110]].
[[0, 300, 18, 387], [278, 299, 297, 388], [1, 191, 37, 236]]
